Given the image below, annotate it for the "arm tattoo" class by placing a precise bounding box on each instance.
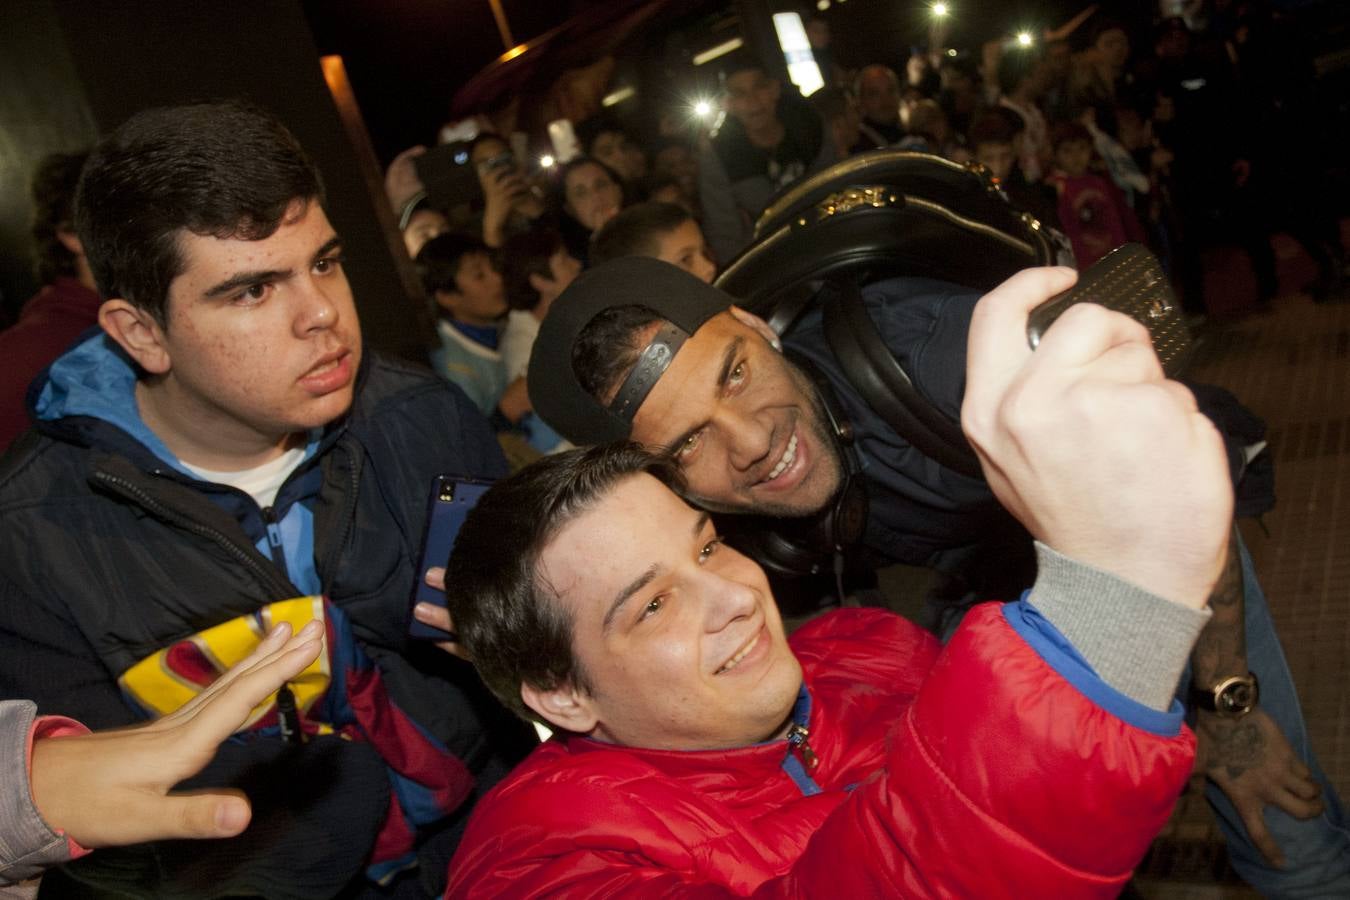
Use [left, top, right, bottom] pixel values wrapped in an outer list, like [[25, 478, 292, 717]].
[[1192, 530, 1247, 686]]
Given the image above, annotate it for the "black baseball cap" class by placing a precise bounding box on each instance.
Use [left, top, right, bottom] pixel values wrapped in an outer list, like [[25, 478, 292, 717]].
[[528, 257, 731, 445]]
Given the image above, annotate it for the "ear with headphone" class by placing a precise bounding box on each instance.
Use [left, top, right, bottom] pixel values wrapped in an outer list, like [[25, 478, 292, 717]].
[[719, 350, 868, 583]]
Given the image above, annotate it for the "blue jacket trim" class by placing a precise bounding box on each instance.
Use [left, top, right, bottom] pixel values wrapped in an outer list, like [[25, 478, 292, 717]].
[[1002, 595, 1185, 737], [38, 333, 321, 591], [780, 685, 823, 796]]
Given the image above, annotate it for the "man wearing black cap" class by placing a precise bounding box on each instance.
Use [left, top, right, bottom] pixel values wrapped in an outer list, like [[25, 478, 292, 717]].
[[446, 263, 1231, 896], [525, 257, 1350, 897]]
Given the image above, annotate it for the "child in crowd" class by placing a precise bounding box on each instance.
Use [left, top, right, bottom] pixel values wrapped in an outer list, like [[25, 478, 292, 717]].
[[1045, 121, 1144, 267], [969, 110, 1061, 232], [499, 227, 581, 382], [415, 233, 532, 433], [591, 201, 717, 283]]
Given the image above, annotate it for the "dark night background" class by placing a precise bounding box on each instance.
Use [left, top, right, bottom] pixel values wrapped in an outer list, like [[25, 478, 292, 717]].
[[301, 0, 1131, 163]]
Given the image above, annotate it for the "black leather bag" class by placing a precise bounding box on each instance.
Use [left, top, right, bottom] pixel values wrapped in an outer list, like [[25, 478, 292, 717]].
[[715, 150, 1059, 478]]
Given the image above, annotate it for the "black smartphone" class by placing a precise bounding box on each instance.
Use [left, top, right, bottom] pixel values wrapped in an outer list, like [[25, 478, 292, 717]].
[[1027, 243, 1193, 376], [414, 141, 482, 208], [408, 475, 494, 641]]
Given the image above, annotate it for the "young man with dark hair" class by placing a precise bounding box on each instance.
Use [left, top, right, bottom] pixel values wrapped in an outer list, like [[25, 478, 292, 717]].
[[523, 258, 1350, 897], [0, 100, 533, 897], [699, 50, 835, 264], [996, 44, 1052, 182], [440, 267, 1233, 895], [590, 201, 717, 283], [576, 116, 649, 186], [0, 151, 100, 451]]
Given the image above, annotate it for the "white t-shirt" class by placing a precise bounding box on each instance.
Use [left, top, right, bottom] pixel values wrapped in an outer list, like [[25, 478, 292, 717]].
[[181, 445, 307, 509], [500, 309, 541, 383]]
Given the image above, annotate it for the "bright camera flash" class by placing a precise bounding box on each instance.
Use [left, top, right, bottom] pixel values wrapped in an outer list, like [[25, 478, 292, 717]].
[[693, 99, 713, 118], [539, 154, 556, 169], [932, 3, 949, 16], [1016, 31, 1034, 47]]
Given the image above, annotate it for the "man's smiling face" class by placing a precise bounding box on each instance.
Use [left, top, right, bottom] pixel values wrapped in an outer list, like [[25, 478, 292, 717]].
[[627, 311, 844, 518], [532, 473, 802, 750]]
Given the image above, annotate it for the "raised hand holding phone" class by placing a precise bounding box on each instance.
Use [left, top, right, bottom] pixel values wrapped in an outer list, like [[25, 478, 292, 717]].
[[963, 266, 1232, 609]]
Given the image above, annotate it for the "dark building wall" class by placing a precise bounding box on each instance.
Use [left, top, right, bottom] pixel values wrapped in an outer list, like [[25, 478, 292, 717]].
[[0, 0, 429, 359]]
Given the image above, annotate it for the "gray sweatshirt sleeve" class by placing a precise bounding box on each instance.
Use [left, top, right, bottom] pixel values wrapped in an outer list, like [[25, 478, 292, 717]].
[[1028, 542, 1212, 712], [0, 700, 73, 886]]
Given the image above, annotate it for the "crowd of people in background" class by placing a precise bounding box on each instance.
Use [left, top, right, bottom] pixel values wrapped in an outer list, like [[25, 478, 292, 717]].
[[367, 1, 1346, 461]]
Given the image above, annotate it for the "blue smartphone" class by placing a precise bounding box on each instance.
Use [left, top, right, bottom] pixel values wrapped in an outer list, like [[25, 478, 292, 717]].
[[409, 474, 494, 640]]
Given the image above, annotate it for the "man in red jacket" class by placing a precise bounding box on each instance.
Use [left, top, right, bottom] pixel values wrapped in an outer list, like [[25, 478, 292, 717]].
[[440, 268, 1234, 897]]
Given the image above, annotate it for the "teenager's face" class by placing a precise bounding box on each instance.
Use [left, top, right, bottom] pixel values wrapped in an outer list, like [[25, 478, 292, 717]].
[[153, 200, 361, 449], [858, 67, 900, 125], [1055, 139, 1093, 177], [653, 220, 717, 284], [628, 311, 844, 518], [976, 140, 1017, 182], [564, 163, 623, 232], [591, 131, 648, 182], [471, 137, 515, 185], [724, 70, 782, 132], [653, 144, 698, 197], [439, 251, 506, 325], [532, 473, 801, 750], [1096, 28, 1130, 71]]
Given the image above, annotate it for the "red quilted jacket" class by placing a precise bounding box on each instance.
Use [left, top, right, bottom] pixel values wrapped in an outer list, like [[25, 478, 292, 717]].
[[447, 603, 1195, 898]]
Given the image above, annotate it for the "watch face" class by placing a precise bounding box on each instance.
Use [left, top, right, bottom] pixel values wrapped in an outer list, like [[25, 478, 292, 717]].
[[1218, 680, 1257, 713]]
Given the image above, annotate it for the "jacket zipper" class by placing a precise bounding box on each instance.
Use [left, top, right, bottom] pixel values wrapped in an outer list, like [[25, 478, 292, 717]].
[[92, 471, 297, 598], [786, 722, 819, 774]]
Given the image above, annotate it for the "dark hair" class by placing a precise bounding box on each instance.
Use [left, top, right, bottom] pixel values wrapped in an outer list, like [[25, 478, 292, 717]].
[[1091, 17, 1128, 47], [590, 201, 694, 268], [1050, 120, 1093, 150], [415, 231, 491, 300], [30, 151, 89, 285], [571, 304, 664, 403], [575, 115, 633, 159], [807, 85, 854, 125], [853, 64, 900, 97], [635, 175, 686, 205], [501, 226, 565, 312], [446, 443, 682, 723], [971, 106, 1025, 146], [468, 131, 510, 160], [968, 117, 1010, 151], [996, 46, 1045, 97], [716, 47, 772, 87], [74, 100, 324, 327]]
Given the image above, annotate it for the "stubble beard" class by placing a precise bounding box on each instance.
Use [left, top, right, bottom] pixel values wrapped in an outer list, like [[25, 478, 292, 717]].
[[691, 360, 846, 520]]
